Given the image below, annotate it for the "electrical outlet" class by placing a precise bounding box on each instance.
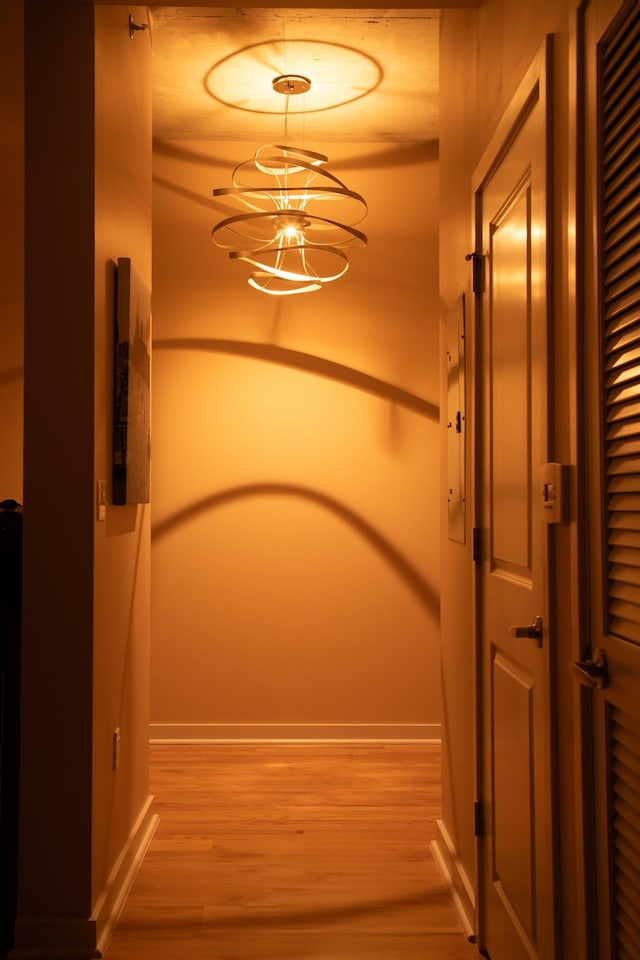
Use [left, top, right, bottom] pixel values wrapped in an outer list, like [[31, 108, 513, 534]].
[[112, 727, 121, 770]]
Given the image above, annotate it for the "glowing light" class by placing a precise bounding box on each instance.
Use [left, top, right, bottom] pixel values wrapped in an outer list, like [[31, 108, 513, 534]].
[[211, 77, 367, 295]]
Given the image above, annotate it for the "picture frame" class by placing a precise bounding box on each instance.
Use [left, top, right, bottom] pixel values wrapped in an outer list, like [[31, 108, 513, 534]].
[[112, 257, 151, 505]]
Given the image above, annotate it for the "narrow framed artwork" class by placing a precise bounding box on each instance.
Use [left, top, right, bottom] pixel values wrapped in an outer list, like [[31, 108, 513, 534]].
[[112, 257, 151, 505]]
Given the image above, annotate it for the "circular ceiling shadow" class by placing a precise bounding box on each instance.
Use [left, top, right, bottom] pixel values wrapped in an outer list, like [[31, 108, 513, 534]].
[[204, 39, 383, 116]]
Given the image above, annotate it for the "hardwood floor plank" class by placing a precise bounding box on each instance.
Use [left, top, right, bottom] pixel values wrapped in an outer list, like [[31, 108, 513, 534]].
[[104, 743, 479, 960]]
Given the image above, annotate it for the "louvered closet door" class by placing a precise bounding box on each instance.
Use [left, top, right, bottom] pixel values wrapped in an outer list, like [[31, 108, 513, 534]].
[[583, 2, 640, 958]]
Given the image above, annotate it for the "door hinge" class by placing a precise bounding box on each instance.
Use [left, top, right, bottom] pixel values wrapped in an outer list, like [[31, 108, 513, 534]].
[[474, 800, 484, 837], [465, 251, 483, 295], [473, 526, 481, 563]]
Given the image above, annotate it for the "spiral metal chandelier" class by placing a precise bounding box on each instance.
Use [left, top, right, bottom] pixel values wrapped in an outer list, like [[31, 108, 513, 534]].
[[211, 75, 368, 296]]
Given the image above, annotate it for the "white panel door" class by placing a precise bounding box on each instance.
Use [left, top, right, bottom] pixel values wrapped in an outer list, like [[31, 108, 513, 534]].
[[475, 39, 556, 960]]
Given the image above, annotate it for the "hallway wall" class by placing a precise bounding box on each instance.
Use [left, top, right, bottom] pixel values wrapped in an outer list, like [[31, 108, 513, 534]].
[[150, 140, 442, 739], [92, 3, 154, 930]]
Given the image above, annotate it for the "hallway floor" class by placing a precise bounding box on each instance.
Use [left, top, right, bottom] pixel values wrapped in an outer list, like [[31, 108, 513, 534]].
[[104, 742, 479, 960]]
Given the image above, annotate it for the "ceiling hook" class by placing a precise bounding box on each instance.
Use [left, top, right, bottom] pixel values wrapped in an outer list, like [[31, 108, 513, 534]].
[[128, 14, 148, 39]]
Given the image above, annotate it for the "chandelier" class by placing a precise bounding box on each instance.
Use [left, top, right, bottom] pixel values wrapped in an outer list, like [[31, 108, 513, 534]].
[[211, 75, 368, 296]]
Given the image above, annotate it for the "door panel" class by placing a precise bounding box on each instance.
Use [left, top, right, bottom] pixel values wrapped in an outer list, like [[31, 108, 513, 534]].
[[492, 652, 535, 936], [475, 39, 555, 960], [491, 187, 533, 576]]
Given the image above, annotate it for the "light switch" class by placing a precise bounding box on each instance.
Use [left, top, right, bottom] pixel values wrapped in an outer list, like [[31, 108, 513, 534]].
[[541, 463, 568, 524], [97, 480, 106, 522]]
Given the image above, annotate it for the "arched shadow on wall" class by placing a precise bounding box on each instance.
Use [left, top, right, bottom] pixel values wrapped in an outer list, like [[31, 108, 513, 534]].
[[152, 483, 439, 621], [153, 338, 439, 420]]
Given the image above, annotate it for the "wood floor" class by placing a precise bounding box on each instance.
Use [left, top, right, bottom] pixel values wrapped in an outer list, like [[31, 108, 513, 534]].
[[104, 743, 480, 960]]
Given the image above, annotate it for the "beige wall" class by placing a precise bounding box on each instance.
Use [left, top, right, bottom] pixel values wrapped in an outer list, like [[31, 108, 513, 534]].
[[92, 3, 153, 930], [438, 0, 586, 952], [0, 1, 23, 502], [151, 140, 442, 739], [17, 3, 153, 955], [438, 7, 479, 925]]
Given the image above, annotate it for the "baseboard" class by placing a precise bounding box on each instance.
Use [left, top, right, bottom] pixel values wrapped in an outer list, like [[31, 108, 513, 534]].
[[93, 795, 159, 955], [149, 722, 441, 743], [431, 819, 476, 942]]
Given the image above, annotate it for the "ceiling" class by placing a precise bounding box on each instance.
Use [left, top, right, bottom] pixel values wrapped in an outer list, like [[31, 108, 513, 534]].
[[150, 7, 440, 143]]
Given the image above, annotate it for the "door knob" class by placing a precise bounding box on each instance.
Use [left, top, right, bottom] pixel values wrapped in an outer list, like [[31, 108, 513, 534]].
[[570, 649, 608, 689], [510, 615, 543, 644]]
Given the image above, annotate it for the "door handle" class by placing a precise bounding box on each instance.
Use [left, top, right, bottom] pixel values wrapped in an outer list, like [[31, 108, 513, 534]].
[[570, 649, 608, 689], [510, 615, 543, 645]]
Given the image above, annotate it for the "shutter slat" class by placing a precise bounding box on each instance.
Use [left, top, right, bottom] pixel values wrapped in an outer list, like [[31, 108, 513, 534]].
[[604, 155, 640, 215], [609, 709, 640, 956], [604, 211, 640, 268], [602, 14, 640, 84], [610, 707, 640, 956], [604, 194, 640, 239], [616, 900, 640, 948], [608, 490, 640, 509], [606, 321, 640, 356], [609, 513, 640, 531], [615, 808, 640, 853], [607, 382, 640, 410], [610, 584, 640, 609], [606, 363, 640, 388], [618, 848, 640, 888], [604, 291, 640, 331], [613, 720, 640, 756], [607, 420, 640, 442], [606, 344, 640, 372], [603, 41, 640, 98], [607, 440, 640, 459], [610, 583, 640, 606], [607, 457, 640, 478], [603, 77, 640, 145], [609, 474, 640, 494], [610, 529, 640, 547], [609, 548, 640, 569], [605, 246, 640, 290], [603, 266, 640, 304], [604, 251, 640, 290], [609, 543, 640, 565], [610, 617, 640, 642], [607, 401, 640, 425], [617, 850, 640, 900], [610, 599, 640, 625], [603, 128, 640, 194]]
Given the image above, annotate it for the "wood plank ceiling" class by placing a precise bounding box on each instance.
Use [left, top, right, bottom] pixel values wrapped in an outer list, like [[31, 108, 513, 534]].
[[150, 7, 440, 143]]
